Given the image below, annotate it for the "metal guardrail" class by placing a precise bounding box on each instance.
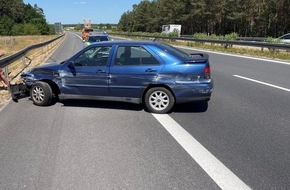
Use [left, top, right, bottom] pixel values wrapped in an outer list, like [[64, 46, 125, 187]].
[[111, 33, 290, 51], [236, 37, 266, 42], [0, 34, 65, 69], [181, 35, 267, 42]]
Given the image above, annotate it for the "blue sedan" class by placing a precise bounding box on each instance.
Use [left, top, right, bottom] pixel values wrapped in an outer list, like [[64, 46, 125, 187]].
[[21, 40, 213, 113]]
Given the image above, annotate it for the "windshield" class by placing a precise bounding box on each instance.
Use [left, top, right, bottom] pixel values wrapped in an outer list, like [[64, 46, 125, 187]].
[[85, 28, 93, 32], [88, 36, 109, 42]]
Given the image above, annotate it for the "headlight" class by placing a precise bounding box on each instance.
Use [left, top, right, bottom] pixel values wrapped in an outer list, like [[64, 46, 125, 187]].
[[21, 70, 33, 78]]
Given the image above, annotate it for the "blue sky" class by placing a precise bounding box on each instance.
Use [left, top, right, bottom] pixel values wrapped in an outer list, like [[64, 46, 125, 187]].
[[23, 0, 142, 24]]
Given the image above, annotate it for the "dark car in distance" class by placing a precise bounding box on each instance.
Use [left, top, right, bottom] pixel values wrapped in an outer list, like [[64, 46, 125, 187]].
[[21, 40, 213, 113], [278, 33, 290, 44], [83, 32, 111, 47]]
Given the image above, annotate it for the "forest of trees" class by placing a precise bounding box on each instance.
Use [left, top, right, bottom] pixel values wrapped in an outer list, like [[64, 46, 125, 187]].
[[118, 0, 290, 37], [0, 0, 54, 35], [1, 0, 289, 37]]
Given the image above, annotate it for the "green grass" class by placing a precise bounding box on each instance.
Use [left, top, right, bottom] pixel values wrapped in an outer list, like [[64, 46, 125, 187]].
[[184, 41, 290, 61]]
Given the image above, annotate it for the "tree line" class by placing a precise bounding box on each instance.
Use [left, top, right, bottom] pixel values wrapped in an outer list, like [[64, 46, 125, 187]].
[[0, 0, 54, 35], [117, 0, 290, 37]]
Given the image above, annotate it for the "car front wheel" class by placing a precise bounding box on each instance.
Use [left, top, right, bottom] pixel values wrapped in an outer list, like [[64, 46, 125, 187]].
[[30, 81, 53, 106], [144, 87, 175, 114]]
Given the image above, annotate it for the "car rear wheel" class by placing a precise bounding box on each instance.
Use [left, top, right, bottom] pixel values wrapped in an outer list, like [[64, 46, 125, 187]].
[[30, 81, 53, 106], [144, 87, 175, 114]]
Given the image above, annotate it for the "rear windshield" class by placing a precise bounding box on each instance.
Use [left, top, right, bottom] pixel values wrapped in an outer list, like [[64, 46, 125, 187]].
[[88, 36, 109, 42], [156, 43, 192, 60], [85, 29, 94, 32]]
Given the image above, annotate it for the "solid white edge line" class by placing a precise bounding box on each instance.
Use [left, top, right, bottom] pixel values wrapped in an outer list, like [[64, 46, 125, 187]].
[[69, 31, 83, 40], [152, 114, 252, 190], [234, 75, 290, 92]]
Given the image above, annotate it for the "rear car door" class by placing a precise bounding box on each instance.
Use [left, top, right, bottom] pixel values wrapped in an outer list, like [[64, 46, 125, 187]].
[[108, 45, 164, 100]]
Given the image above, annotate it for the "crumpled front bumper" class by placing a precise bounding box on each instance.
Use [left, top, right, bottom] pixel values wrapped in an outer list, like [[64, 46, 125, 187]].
[[9, 83, 29, 101]]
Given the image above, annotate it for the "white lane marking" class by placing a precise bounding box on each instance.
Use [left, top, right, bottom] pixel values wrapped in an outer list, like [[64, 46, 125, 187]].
[[175, 45, 290, 66], [152, 114, 252, 190], [234, 75, 290, 92], [69, 32, 83, 40]]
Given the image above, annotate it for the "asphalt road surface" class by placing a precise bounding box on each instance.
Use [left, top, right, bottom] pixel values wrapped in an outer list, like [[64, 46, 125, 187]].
[[0, 32, 289, 190]]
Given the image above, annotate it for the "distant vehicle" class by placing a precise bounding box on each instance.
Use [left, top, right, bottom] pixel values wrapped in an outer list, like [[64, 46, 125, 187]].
[[162, 24, 182, 36], [82, 28, 93, 41], [278, 33, 290, 44], [82, 18, 93, 41], [83, 33, 111, 47], [20, 40, 213, 114]]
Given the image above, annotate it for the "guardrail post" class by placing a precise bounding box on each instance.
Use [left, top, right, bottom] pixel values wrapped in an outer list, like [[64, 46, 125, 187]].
[[21, 56, 32, 68], [4, 66, 9, 82], [21, 56, 27, 67]]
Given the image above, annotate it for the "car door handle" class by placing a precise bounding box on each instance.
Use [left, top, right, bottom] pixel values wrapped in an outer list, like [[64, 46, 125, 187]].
[[145, 68, 157, 72], [96, 69, 106, 73]]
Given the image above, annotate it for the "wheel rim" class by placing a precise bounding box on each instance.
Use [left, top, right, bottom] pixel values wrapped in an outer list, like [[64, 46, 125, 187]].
[[149, 90, 170, 111], [32, 86, 45, 103]]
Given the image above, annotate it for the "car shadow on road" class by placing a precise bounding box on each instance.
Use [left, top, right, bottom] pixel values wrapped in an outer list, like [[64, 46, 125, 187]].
[[171, 101, 209, 113], [60, 99, 144, 112], [61, 99, 208, 113]]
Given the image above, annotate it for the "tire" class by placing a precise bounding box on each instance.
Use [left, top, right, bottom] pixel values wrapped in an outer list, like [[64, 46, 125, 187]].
[[144, 87, 175, 114], [30, 81, 53, 106]]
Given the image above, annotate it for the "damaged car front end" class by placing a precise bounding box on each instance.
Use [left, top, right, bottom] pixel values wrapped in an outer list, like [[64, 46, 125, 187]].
[[21, 63, 63, 105], [10, 63, 63, 103]]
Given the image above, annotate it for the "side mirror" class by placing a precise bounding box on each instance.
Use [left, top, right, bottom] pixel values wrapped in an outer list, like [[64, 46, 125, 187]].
[[67, 61, 75, 68]]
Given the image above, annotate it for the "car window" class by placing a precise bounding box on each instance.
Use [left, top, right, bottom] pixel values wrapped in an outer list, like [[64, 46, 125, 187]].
[[115, 46, 159, 66], [100, 36, 109, 41], [282, 34, 290, 39], [157, 43, 192, 60], [74, 46, 112, 67]]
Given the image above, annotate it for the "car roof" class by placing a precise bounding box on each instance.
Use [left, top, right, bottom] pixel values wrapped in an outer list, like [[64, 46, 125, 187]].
[[87, 40, 209, 62], [88, 32, 108, 36], [279, 33, 290, 38]]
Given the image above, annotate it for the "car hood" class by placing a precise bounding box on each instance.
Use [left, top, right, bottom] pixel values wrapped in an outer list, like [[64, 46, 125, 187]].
[[21, 62, 63, 78], [28, 62, 64, 74], [34, 62, 63, 71]]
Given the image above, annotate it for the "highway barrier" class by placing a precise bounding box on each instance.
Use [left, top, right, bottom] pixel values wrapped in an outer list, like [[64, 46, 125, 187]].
[[111, 33, 290, 51], [0, 34, 65, 69]]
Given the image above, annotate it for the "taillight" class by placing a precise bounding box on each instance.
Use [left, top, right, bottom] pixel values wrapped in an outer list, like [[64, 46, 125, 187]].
[[204, 66, 211, 79]]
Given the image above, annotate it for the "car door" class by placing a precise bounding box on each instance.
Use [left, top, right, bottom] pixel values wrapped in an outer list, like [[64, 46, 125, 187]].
[[109, 45, 164, 100], [60, 46, 112, 97]]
